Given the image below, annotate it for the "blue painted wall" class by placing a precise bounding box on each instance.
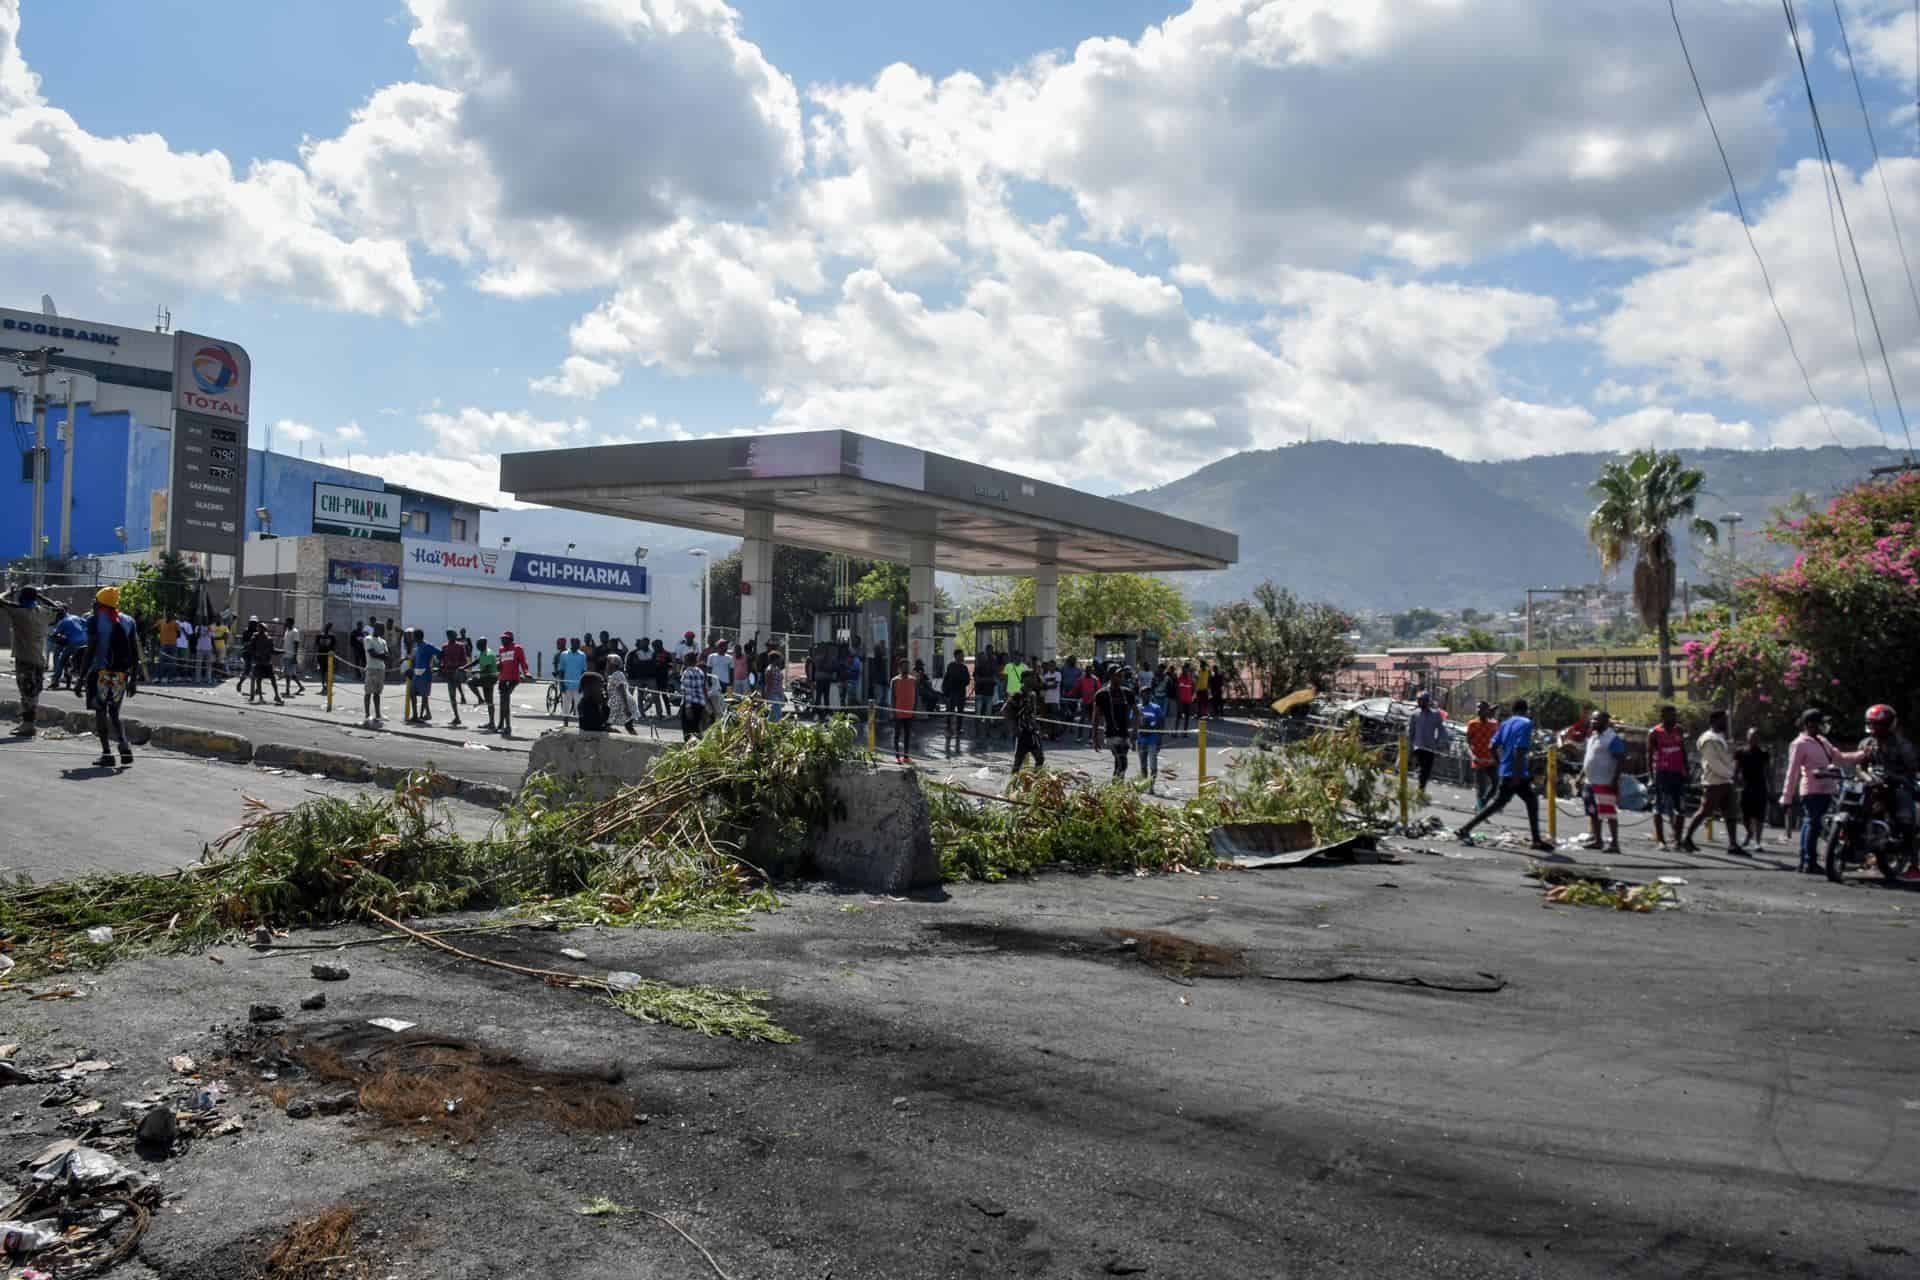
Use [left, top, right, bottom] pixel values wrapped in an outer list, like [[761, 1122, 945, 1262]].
[[8, 398, 478, 554]]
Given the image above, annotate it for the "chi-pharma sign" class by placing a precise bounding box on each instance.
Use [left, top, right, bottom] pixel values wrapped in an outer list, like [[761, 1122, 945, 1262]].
[[312, 482, 401, 542]]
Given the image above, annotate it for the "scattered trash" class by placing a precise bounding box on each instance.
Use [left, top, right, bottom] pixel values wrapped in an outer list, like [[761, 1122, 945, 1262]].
[[299, 993, 327, 1011], [55, 1059, 112, 1081], [190, 1082, 227, 1110], [442, 1096, 462, 1115], [366, 1017, 415, 1033], [1656, 876, 1688, 886], [0, 954, 13, 974], [69, 1100, 101, 1117], [559, 948, 588, 961], [1258, 966, 1508, 993], [604, 971, 643, 993], [313, 1090, 356, 1117], [248, 1003, 285, 1024], [0, 1061, 42, 1087], [84, 927, 113, 945], [265, 1205, 356, 1277], [135, 1106, 177, 1152], [461, 741, 491, 751], [1530, 864, 1675, 913], [311, 962, 350, 982], [253, 926, 274, 948], [167, 1054, 197, 1075], [1211, 823, 1386, 868], [0, 1220, 60, 1260], [891, 1096, 909, 1109], [32, 1146, 149, 1193], [578, 1196, 629, 1218], [284, 1098, 314, 1120]]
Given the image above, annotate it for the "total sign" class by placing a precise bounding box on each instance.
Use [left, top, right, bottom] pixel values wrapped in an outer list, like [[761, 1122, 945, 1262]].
[[172, 330, 251, 422]]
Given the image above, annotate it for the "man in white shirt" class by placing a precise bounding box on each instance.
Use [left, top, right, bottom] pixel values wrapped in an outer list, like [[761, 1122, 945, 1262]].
[[1578, 710, 1627, 853], [1681, 709, 1746, 856], [706, 642, 732, 719]]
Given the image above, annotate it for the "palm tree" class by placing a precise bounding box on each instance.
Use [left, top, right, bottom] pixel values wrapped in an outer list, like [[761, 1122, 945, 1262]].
[[1586, 449, 1718, 698]]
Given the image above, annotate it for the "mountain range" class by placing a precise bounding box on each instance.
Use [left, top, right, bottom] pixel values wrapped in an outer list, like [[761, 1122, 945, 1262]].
[[1121, 441, 1906, 611], [484, 441, 1908, 613]]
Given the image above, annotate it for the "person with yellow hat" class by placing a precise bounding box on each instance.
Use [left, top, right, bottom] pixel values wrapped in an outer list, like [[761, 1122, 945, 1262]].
[[78, 585, 141, 768]]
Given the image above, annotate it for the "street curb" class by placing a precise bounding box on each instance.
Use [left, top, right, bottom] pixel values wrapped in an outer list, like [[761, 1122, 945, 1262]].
[[254, 742, 374, 783], [149, 725, 254, 763]]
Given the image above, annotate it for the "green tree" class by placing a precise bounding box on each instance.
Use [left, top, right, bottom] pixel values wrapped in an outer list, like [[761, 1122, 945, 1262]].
[[707, 548, 876, 635], [958, 573, 1190, 658], [1435, 626, 1503, 654], [1391, 608, 1445, 640], [115, 551, 197, 632], [1586, 449, 1717, 699], [1210, 583, 1352, 701]]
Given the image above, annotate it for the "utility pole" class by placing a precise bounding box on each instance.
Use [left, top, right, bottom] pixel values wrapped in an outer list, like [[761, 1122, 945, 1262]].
[[58, 376, 77, 558], [1718, 513, 1743, 629], [21, 346, 57, 572]]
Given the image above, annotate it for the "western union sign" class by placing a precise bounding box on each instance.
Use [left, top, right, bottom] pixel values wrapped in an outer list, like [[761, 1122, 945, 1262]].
[[312, 481, 402, 542]]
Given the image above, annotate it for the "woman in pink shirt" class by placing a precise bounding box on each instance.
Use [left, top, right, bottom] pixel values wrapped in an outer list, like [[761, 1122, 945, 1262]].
[[1780, 708, 1863, 875]]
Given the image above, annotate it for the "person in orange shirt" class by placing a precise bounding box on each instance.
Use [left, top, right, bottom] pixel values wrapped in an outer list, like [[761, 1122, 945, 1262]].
[[889, 659, 919, 764], [1465, 700, 1500, 808]]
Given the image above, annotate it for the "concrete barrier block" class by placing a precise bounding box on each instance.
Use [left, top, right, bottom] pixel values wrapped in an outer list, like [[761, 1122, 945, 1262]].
[[254, 742, 374, 783], [814, 765, 939, 894], [63, 709, 94, 735], [524, 731, 670, 801], [149, 725, 253, 763], [122, 718, 152, 746]]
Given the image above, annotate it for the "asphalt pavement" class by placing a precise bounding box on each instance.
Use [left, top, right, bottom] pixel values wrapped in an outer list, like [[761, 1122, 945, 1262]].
[[0, 774, 1911, 1277]]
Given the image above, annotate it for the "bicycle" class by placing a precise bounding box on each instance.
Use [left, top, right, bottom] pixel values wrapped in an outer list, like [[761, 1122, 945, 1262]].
[[545, 681, 562, 716]]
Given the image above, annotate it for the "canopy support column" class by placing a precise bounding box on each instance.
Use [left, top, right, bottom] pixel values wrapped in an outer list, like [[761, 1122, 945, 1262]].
[[1033, 562, 1059, 663], [740, 508, 774, 646], [908, 536, 936, 669]]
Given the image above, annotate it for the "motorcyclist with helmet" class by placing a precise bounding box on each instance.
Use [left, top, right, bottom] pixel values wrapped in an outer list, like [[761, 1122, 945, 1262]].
[[1858, 704, 1920, 830]]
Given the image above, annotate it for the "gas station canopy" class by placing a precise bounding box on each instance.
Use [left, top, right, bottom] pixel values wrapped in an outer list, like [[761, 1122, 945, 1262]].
[[497, 430, 1237, 576]]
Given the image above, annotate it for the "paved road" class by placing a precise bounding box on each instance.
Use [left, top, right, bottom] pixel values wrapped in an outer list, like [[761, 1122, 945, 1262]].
[[2, 781, 1912, 1277], [2, 656, 1272, 798], [0, 739, 503, 879]]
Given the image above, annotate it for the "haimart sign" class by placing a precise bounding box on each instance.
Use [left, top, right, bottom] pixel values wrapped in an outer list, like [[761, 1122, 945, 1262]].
[[402, 540, 647, 598], [313, 482, 401, 541]]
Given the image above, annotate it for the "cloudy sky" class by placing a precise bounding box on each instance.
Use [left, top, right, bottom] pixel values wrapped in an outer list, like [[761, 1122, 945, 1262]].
[[6, 0, 1920, 505]]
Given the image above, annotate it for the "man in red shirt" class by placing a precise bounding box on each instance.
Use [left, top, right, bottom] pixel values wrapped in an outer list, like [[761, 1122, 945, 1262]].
[[1465, 701, 1499, 808], [1646, 704, 1691, 850], [495, 630, 529, 739], [889, 659, 918, 764]]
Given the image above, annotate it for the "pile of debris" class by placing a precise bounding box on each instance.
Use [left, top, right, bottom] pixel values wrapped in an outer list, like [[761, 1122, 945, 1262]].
[[1529, 864, 1679, 913]]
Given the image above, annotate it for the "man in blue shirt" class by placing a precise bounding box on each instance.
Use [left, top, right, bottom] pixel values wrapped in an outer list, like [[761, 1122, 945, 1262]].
[[49, 607, 87, 689], [408, 629, 441, 724], [1455, 698, 1554, 851], [555, 639, 588, 726]]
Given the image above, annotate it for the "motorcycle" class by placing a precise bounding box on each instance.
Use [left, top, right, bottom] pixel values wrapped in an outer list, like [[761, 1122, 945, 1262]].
[[1816, 766, 1918, 884]]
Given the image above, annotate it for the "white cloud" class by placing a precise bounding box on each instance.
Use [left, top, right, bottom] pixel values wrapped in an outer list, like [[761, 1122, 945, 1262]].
[[420, 406, 589, 452], [0, 1, 430, 317], [349, 451, 527, 509], [271, 418, 319, 444], [529, 355, 623, 398], [1600, 157, 1920, 424], [334, 423, 367, 445]]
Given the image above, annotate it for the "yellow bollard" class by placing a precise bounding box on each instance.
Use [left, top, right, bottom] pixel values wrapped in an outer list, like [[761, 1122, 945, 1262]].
[[326, 653, 335, 713], [1397, 736, 1410, 826], [1197, 718, 1208, 790], [1547, 746, 1559, 843], [867, 702, 877, 754]]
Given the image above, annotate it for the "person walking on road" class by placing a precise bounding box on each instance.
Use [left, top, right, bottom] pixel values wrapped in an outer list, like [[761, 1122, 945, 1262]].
[[440, 630, 469, 728], [1577, 710, 1627, 854], [0, 585, 60, 737], [78, 586, 141, 768], [604, 654, 638, 734], [1466, 701, 1499, 808], [472, 637, 499, 730], [1406, 691, 1447, 791], [280, 618, 306, 696], [1137, 694, 1165, 789], [1455, 697, 1554, 852], [1647, 704, 1690, 851], [246, 621, 283, 705], [889, 659, 918, 764], [941, 647, 971, 751], [495, 631, 528, 738], [408, 629, 440, 724], [1094, 669, 1135, 782], [1681, 709, 1747, 856], [1008, 670, 1046, 774], [362, 625, 389, 725], [1734, 728, 1771, 849], [678, 652, 709, 740], [556, 639, 588, 725]]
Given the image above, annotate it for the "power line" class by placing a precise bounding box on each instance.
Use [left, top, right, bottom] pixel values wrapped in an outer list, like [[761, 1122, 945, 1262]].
[[1820, 149, 1890, 442], [1782, 0, 1916, 463], [1830, 2, 1920, 342], [1666, 0, 1843, 449]]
